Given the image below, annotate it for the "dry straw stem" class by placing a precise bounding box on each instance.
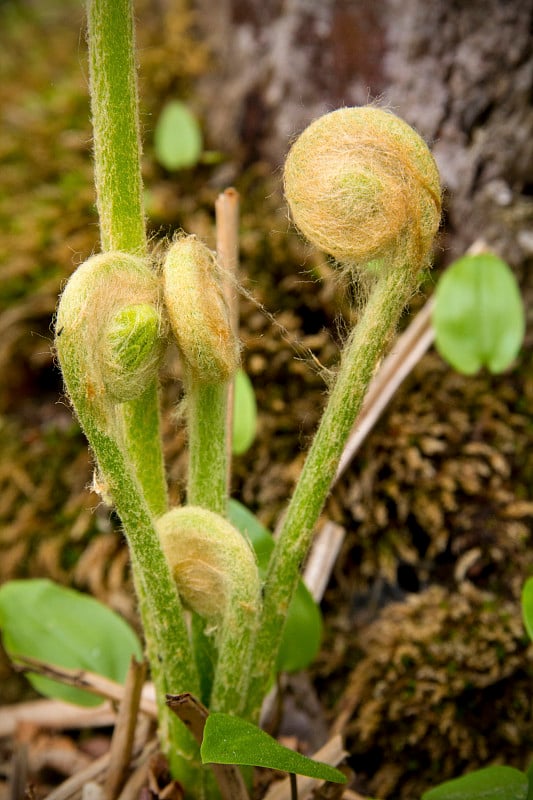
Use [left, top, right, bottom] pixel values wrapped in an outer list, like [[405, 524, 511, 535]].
[[284, 106, 441, 272]]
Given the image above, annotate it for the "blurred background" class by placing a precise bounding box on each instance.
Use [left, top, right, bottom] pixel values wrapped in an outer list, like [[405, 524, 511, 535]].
[[0, 1, 532, 796]]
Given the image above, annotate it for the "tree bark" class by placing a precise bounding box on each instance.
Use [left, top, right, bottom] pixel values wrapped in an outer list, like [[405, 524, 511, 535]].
[[194, 0, 533, 270]]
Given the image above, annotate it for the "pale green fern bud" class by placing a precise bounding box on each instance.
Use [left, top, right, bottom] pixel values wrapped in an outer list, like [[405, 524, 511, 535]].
[[55, 251, 165, 419], [162, 236, 239, 383], [103, 302, 163, 402], [157, 505, 260, 627], [284, 106, 441, 274], [157, 504, 261, 711]]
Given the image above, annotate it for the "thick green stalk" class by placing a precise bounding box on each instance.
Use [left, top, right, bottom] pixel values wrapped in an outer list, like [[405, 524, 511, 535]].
[[87, 0, 146, 254], [89, 430, 201, 782], [87, 0, 168, 521], [186, 380, 229, 515], [83, 2, 203, 788], [246, 106, 441, 718], [208, 581, 258, 717], [123, 382, 168, 517], [162, 236, 238, 517], [56, 292, 203, 783], [245, 266, 417, 719], [185, 378, 231, 711], [162, 233, 240, 706]]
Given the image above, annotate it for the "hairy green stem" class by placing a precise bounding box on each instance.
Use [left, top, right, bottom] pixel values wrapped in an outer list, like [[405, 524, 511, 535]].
[[209, 587, 258, 718], [88, 430, 201, 780], [122, 382, 168, 517], [245, 266, 418, 718], [55, 298, 203, 782], [185, 378, 230, 712], [87, 0, 146, 254], [84, 1, 204, 788], [87, 0, 168, 515], [186, 380, 229, 515]]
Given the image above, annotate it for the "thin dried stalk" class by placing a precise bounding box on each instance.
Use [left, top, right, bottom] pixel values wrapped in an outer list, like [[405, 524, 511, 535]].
[[333, 295, 435, 484], [166, 693, 250, 800], [13, 655, 157, 717], [262, 735, 347, 800], [104, 658, 147, 800], [303, 521, 346, 602], [215, 187, 240, 485]]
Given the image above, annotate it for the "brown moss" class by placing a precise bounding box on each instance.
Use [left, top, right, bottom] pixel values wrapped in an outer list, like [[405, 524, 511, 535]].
[[315, 340, 533, 798], [327, 347, 533, 601], [334, 584, 533, 798]]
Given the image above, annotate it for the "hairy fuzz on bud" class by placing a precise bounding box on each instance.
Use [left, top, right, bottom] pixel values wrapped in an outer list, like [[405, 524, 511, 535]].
[[162, 236, 240, 383], [55, 252, 165, 416], [157, 506, 260, 629], [284, 106, 441, 274]]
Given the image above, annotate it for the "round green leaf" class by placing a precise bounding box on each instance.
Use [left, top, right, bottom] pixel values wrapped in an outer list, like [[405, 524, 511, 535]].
[[433, 253, 524, 374], [201, 713, 346, 784], [228, 499, 322, 671], [154, 100, 203, 171], [521, 577, 533, 642], [228, 498, 273, 570], [422, 766, 529, 800], [0, 579, 143, 706], [276, 579, 322, 673], [232, 368, 257, 455]]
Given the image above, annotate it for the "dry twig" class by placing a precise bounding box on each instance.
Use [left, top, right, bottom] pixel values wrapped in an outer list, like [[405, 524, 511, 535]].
[[216, 187, 240, 486], [11, 655, 157, 718], [262, 735, 347, 800], [166, 692, 250, 800], [103, 658, 147, 800]]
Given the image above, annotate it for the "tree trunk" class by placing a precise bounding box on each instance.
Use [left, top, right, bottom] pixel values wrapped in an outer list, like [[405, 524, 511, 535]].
[[194, 0, 533, 270]]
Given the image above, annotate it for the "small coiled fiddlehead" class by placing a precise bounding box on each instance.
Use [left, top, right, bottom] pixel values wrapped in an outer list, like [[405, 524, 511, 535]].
[[157, 506, 261, 715], [284, 106, 441, 273]]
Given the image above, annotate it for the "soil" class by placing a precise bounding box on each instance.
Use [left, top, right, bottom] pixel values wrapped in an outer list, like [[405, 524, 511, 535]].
[[1, 2, 533, 799]]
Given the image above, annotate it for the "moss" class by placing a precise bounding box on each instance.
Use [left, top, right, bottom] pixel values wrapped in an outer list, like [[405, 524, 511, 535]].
[[327, 345, 533, 603], [329, 584, 533, 798]]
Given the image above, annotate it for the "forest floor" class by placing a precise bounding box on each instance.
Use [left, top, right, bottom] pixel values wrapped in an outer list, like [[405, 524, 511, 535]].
[[1, 2, 533, 799]]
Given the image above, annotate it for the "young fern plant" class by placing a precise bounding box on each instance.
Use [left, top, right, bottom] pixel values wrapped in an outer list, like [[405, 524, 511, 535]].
[[245, 106, 442, 718], [51, 0, 442, 795]]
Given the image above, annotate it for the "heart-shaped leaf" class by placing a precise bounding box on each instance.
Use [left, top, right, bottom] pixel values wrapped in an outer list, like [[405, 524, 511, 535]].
[[201, 713, 346, 784]]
